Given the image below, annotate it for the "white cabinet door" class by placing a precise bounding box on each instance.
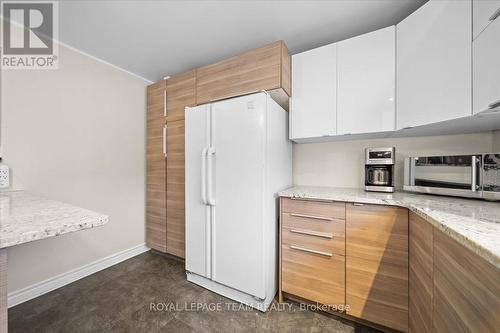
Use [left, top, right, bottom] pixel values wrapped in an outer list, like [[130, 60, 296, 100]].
[[473, 0, 500, 40], [473, 16, 500, 114], [397, 0, 472, 129], [290, 43, 337, 139], [337, 26, 396, 135]]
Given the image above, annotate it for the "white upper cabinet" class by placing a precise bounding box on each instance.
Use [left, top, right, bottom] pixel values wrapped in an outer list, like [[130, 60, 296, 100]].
[[473, 12, 500, 114], [290, 43, 337, 140], [473, 0, 500, 40], [337, 26, 396, 135], [397, 0, 472, 130]]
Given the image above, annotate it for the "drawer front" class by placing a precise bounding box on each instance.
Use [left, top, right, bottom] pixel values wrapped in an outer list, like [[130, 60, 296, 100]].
[[282, 226, 345, 256], [282, 212, 344, 234], [282, 245, 345, 306], [281, 198, 345, 219]]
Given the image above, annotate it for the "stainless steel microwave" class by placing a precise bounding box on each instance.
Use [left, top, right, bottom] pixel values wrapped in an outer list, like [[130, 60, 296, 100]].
[[404, 153, 500, 201]]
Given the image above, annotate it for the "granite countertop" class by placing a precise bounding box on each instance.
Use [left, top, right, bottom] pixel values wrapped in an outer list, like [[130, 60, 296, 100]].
[[279, 186, 500, 269], [0, 190, 109, 249]]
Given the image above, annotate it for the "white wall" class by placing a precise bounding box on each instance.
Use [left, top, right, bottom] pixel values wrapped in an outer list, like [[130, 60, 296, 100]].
[[1, 44, 149, 292], [293, 132, 495, 189]]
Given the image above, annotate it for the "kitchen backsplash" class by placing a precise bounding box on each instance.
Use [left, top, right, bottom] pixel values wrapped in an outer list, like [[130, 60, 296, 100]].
[[293, 131, 498, 189]]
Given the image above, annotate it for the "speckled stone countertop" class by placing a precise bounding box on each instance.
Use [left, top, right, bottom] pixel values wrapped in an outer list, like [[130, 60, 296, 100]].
[[0, 190, 108, 248], [279, 186, 500, 269]]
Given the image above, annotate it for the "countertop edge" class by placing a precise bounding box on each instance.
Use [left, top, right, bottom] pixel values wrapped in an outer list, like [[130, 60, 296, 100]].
[[0, 215, 109, 249], [279, 191, 500, 270]]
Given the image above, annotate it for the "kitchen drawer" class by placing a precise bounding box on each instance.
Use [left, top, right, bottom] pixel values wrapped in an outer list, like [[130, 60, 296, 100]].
[[281, 198, 345, 219], [282, 212, 345, 234], [282, 225, 345, 256], [281, 245, 345, 306]]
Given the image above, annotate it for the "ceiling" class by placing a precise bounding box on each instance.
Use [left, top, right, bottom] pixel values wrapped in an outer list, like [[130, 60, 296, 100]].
[[59, 0, 427, 82]]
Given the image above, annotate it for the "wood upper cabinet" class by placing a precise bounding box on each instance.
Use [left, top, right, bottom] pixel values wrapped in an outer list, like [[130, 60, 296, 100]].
[[396, 0, 472, 129], [337, 26, 395, 135], [433, 228, 500, 332], [290, 43, 337, 140], [165, 71, 196, 258], [409, 212, 433, 333], [473, 10, 500, 115], [196, 41, 291, 106], [146, 80, 167, 252], [346, 203, 409, 332]]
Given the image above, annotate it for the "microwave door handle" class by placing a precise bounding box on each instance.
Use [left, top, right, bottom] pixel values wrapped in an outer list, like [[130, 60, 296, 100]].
[[471, 156, 478, 192]]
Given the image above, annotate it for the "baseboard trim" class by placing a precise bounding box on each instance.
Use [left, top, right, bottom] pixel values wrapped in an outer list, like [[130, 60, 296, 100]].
[[8, 243, 150, 308]]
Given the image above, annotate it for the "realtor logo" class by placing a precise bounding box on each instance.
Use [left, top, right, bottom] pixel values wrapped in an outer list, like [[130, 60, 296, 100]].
[[1, 1, 59, 69]]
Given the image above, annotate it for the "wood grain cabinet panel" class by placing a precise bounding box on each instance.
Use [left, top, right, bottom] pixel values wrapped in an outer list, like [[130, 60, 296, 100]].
[[280, 199, 346, 307], [166, 70, 196, 122], [346, 203, 409, 332], [196, 41, 291, 105], [281, 245, 345, 307], [164, 70, 195, 258], [166, 119, 186, 258], [409, 212, 433, 333], [281, 198, 345, 219], [433, 229, 500, 333], [146, 80, 167, 252]]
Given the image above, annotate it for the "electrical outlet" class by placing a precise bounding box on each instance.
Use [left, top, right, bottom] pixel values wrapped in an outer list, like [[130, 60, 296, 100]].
[[0, 165, 10, 189]]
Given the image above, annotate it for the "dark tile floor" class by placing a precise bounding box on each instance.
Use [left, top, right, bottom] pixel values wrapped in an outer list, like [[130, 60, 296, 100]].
[[9, 251, 381, 333]]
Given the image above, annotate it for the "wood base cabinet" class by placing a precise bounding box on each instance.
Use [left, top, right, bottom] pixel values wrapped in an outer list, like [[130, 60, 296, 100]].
[[409, 211, 500, 333], [409, 213, 433, 333], [346, 203, 409, 332], [280, 198, 346, 307]]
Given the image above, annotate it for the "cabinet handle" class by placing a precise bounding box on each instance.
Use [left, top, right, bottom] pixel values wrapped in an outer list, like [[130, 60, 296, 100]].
[[488, 99, 500, 110], [290, 245, 332, 257], [290, 213, 333, 222], [290, 228, 333, 239], [489, 7, 500, 21], [164, 90, 168, 117], [162, 125, 168, 158], [353, 203, 364, 206]]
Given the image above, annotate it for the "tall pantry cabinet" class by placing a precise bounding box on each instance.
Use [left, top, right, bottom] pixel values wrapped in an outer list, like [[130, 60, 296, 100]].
[[146, 80, 167, 253], [146, 71, 196, 258]]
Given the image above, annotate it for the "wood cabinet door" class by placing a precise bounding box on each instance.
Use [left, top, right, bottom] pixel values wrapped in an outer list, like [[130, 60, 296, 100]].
[[346, 203, 409, 332], [146, 80, 167, 252], [409, 212, 433, 333], [290, 43, 337, 139], [337, 26, 395, 135], [396, 0, 472, 129], [196, 41, 290, 105], [433, 229, 500, 332], [166, 70, 196, 122], [165, 71, 196, 258]]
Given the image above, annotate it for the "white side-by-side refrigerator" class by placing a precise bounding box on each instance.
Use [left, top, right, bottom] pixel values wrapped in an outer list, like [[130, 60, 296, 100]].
[[185, 92, 292, 311]]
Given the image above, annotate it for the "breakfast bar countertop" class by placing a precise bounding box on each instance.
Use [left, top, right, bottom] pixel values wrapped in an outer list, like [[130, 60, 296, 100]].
[[279, 186, 500, 269], [0, 190, 109, 249]]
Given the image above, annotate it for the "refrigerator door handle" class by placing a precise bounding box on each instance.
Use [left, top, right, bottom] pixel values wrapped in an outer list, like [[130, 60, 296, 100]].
[[201, 147, 208, 205], [207, 147, 216, 206]]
